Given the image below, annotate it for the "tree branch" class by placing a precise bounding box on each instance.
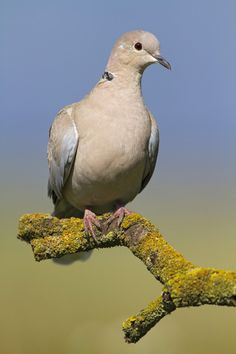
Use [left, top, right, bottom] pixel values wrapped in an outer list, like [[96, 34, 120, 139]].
[[18, 213, 236, 343]]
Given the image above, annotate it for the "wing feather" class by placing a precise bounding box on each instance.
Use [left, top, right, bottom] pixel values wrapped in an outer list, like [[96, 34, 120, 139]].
[[140, 110, 159, 192], [47, 105, 79, 203]]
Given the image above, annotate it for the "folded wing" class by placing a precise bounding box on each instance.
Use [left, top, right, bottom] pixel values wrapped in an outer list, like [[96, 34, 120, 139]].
[[47, 106, 79, 204], [140, 110, 159, 192]]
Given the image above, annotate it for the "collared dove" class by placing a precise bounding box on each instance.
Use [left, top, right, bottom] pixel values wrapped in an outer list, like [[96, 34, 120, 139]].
[[47, 30, 171, 239]]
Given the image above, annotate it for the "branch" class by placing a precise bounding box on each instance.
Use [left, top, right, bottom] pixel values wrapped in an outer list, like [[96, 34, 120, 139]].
[[18, 213, 236, 343]]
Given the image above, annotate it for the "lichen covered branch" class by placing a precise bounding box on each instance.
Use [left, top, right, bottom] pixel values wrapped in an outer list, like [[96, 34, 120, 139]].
[[18, 213, 236, 343]]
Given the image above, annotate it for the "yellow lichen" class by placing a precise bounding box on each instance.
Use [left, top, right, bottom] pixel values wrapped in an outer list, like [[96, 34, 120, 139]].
[[121, 213, 144, 229], [18, 212, 236, 343]]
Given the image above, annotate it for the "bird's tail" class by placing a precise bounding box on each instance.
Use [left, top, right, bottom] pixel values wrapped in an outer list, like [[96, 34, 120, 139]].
[[51, 199, 93, 265], [52, 198, 83, 218]]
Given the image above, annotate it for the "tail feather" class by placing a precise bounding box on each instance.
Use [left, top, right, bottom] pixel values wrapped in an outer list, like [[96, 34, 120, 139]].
[[51, 198, 93, 264], [52, 198, 83, 219]]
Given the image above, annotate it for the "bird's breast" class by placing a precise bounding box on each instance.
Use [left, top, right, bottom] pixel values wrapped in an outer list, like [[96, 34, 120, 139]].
[[76, 105, 150, 182], [63, 90, 151, 211]]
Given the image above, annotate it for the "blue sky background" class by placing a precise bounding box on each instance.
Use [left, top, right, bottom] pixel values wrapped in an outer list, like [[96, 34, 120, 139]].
[[1, 1, 236, 353], [1, 0, 236, 214]]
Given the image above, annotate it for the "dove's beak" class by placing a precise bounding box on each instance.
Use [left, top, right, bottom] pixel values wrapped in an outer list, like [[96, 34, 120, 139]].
[[154, 54, 171, 70]]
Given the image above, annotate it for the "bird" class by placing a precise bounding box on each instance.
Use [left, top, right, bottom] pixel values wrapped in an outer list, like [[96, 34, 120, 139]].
[[47, 30, 171, 239]]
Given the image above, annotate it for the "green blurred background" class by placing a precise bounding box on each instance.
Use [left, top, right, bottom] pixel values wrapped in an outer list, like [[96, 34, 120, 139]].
[[1, 0, 235, 353]]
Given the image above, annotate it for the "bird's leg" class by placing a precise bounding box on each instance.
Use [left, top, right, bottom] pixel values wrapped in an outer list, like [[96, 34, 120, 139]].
[[83, 209, 101, 242], [106, 205, 131, 228]]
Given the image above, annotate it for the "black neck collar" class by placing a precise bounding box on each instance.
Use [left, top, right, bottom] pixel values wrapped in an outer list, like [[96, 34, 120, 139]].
[[102, 71, 114, 81]]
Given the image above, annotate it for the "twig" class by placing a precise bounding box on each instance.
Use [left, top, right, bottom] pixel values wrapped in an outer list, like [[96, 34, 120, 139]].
[[18, 213, 236, 343]]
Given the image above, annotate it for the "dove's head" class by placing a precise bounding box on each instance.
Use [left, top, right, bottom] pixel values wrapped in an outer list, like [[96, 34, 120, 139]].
[[106, 30, 171, 75]]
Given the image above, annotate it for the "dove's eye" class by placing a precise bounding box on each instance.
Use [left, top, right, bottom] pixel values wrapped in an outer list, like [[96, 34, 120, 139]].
[[134, 42, 142, 51]]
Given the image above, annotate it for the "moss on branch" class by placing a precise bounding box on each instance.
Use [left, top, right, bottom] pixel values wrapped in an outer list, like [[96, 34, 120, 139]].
[[18, 212, 236, 343]]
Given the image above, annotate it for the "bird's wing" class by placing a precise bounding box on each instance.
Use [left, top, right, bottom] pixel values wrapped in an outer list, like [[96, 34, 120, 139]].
[[140, 110, 159, 192], [47, 105, 79, 204]]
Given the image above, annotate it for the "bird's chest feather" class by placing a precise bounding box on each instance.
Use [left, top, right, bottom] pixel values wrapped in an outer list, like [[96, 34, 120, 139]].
[[76, 103, 150, 183]]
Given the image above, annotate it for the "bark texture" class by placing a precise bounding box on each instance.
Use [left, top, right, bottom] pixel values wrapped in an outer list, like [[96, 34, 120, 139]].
[[18, 213, 236, 343]]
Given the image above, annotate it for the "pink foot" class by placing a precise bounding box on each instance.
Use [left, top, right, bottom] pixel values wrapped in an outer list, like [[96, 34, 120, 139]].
[[83, 209, 101, 242], [107, 206, 131, 227]]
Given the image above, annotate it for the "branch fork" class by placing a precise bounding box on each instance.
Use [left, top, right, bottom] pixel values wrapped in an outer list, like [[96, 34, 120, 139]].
[[18, 213, 236, 343]]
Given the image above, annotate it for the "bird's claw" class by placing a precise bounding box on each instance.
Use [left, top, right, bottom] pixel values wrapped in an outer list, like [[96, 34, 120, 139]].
[[83, 209, 101, 242], [106, 206, 131, 228]]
